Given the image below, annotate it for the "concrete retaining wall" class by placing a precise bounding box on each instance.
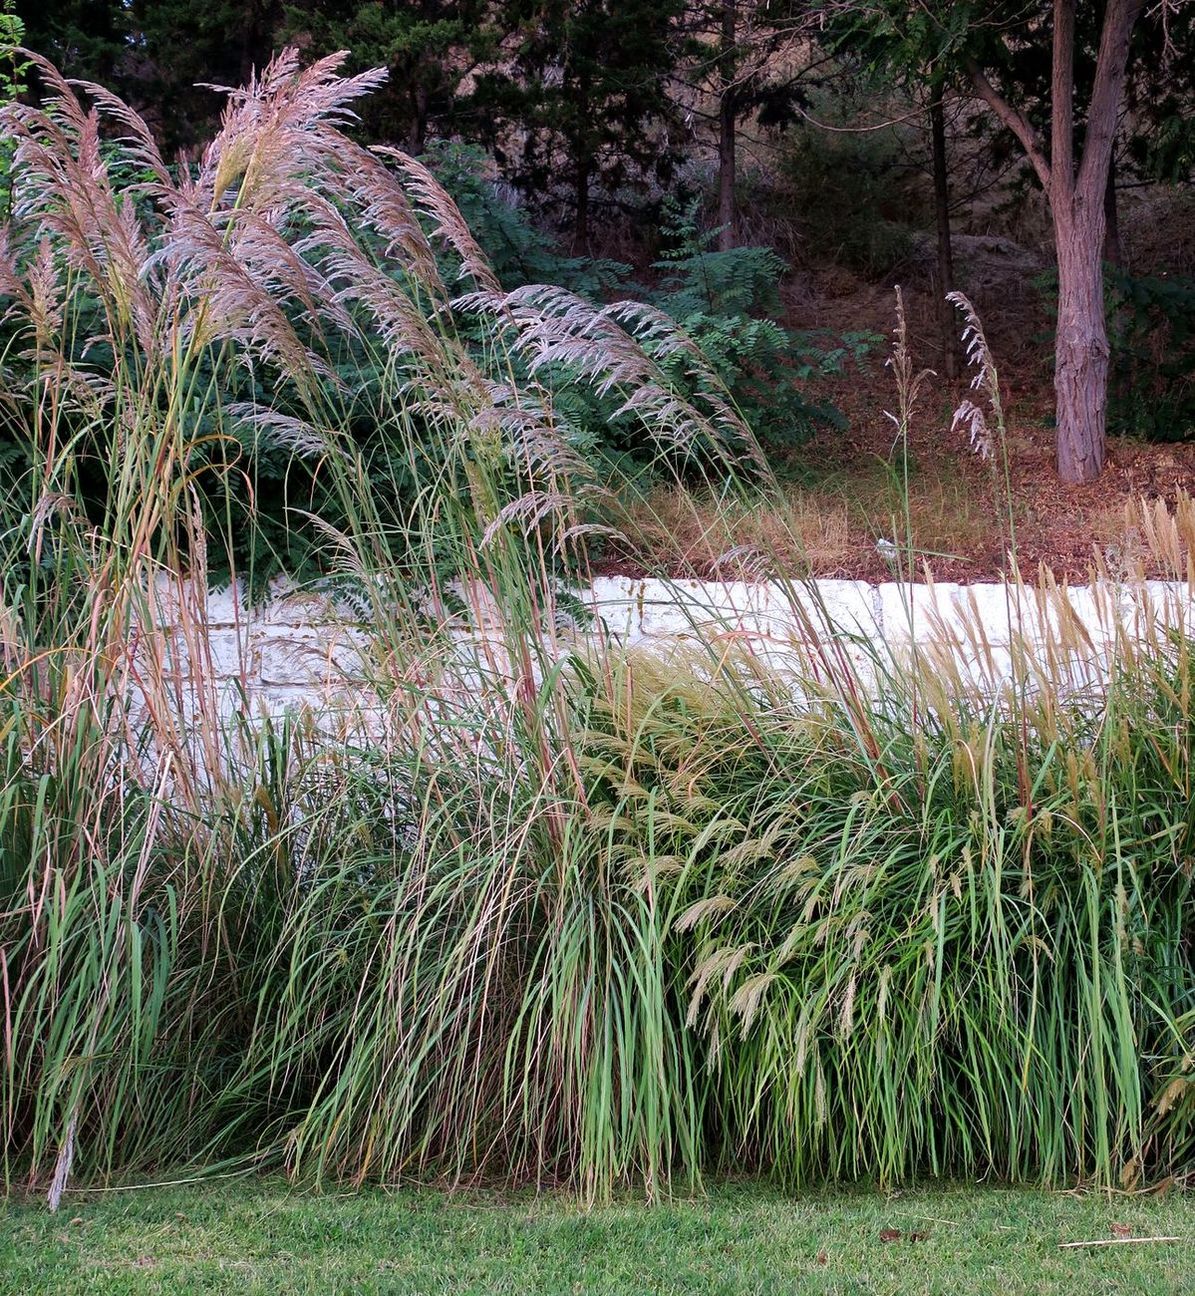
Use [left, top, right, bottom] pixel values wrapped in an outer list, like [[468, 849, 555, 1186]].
[[148, 575, 1195, 719]]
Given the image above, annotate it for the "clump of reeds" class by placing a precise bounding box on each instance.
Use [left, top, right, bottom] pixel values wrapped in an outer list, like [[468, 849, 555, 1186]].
[[0, 50, 1192, 1211]]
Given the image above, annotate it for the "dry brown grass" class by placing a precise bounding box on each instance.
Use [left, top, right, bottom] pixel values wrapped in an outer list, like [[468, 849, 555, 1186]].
[[620, 484, 853, 577], [613, 467, 1168, 585], [614, 459, 1014, 581]]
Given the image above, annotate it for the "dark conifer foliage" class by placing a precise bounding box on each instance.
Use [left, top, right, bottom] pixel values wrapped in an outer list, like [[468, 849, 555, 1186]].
[[5, 1, 1195, 470]]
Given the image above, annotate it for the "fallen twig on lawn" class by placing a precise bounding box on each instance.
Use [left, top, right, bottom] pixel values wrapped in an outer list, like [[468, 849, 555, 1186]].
[[1058, 1236, 1184, 1249]]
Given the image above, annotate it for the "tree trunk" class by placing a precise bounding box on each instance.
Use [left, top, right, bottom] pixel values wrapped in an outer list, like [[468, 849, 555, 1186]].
[[1049, 0, 1141, 482], [1103, 154, 1122, 267], [717, 90, 736, 252], [929, 94, 957, 381], [572, 67, 592, 252], [1054, 207, 1109, 483], [717, 0, 737, 252], [574, 152, 591, 252], [968, 0, 1142, 483], [407, 84, 430, 155]]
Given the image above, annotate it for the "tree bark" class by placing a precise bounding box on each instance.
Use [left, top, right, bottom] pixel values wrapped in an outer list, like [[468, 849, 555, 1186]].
[[717, 0, 737, 252], [930, 94, 957, 381], [1048, 0, 1141, 482], [1054, 208, 1109, 482]]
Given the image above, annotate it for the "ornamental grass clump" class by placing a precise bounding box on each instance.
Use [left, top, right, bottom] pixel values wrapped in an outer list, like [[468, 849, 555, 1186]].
[[0, 51, 1192, 1207]]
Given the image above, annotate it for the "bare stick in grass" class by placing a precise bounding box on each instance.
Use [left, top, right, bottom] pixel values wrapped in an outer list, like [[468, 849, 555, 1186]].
[[1058, 1237, 1184, 1249]]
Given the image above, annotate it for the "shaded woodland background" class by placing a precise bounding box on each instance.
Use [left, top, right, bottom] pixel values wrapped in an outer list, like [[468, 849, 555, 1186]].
[[3, 1, 1195, 577]]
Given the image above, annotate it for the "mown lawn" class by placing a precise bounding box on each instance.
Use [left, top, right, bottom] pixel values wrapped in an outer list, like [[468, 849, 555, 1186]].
[[2, 1179, 1193, 1295]]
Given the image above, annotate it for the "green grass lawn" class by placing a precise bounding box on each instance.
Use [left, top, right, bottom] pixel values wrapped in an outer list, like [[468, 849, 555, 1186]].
[[2, 1179, 1194, 1295]]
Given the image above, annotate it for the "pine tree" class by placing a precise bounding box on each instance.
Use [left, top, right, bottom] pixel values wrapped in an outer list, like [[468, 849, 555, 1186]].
[[472, 0, 685, 248]]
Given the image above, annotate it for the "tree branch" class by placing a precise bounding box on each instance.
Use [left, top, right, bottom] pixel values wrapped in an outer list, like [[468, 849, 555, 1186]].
[[1076, 0, 1146, 205], [966, 58, 1052, 192], [1052, 0, 1075, 200]]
